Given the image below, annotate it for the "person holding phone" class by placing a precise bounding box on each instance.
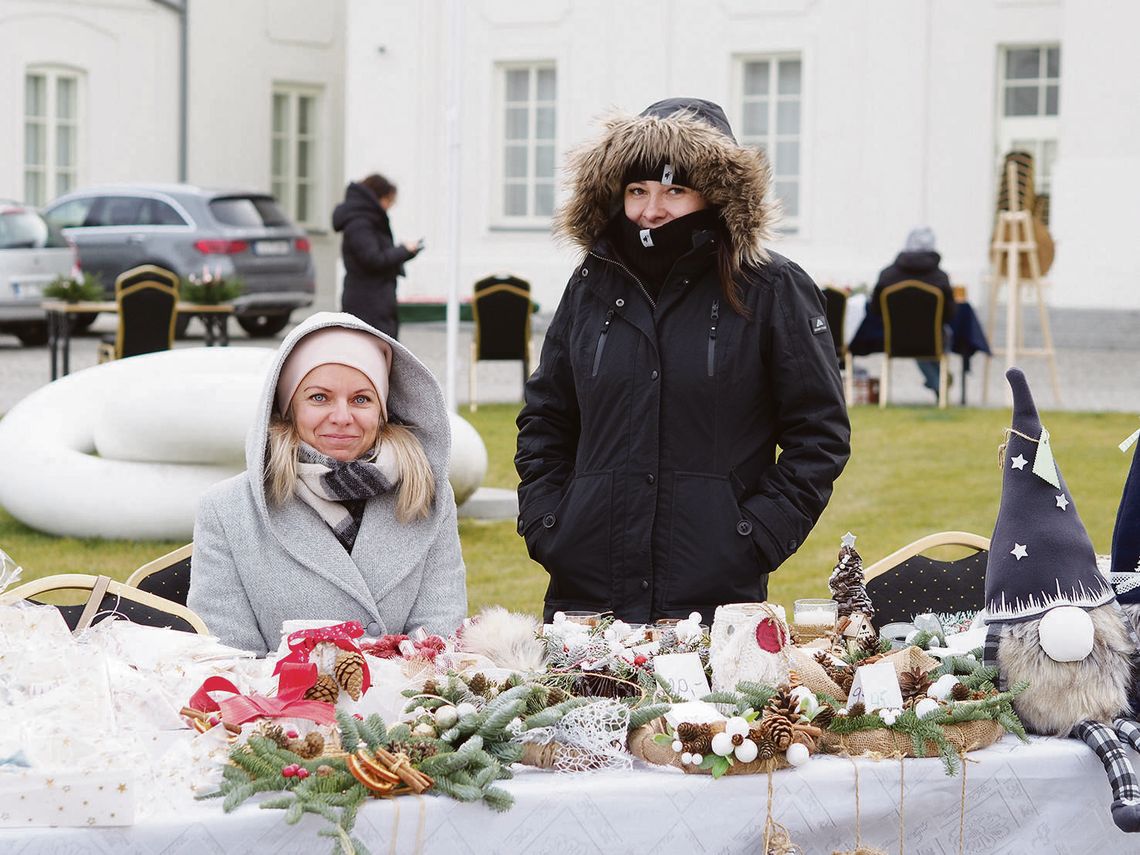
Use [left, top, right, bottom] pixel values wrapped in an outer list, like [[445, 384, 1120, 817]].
[[332, 174, 423, 340]]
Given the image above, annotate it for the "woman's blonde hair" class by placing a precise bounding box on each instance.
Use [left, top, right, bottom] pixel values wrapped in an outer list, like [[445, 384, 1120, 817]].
[[266, 414, 435, 522]]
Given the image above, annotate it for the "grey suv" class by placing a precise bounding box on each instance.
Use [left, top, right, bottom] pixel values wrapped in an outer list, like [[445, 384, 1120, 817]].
[[43, 184, 315, 337]]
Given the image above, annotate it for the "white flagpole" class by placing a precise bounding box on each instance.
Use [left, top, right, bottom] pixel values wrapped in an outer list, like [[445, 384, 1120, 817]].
[[443, 0, 464, 411]]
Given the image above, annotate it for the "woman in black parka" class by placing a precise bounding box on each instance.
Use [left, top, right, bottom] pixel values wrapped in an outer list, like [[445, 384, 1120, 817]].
[[516, 98, 851, 623], [332, 174, 422, 339]]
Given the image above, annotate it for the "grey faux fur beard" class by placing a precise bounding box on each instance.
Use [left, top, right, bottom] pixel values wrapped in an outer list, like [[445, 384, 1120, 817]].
[[996, 604, 1134, 734], [554, 110, 775, 266]]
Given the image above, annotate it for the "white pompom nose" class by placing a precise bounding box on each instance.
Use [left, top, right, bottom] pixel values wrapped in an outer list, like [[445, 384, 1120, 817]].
[[1037, 606, 1096, 662]]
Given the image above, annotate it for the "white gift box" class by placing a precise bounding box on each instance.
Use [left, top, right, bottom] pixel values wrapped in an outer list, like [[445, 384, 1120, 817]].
[[0, 768, 136, 827]]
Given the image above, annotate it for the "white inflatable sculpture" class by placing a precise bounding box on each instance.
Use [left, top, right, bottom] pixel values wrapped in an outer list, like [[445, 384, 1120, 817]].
[[0, 348, 486, 540]]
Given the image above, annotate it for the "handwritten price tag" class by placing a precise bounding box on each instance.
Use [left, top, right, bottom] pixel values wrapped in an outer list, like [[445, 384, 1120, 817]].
[[848, 660, 903, 710], [653, 652, 711, 702]]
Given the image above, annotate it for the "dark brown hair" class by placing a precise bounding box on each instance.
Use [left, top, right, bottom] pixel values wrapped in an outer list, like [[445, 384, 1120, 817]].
[[361, 173, 397, 202], [714, 223, 750, 319]]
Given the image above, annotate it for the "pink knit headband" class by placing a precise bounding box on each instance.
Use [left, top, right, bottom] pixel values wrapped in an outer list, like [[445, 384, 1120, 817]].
[[276, 327, 393, 418]]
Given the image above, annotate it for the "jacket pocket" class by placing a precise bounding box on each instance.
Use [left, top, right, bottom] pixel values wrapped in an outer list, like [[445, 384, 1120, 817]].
[[591, 310, 615, 377], [529, 471, 614, 604], [662, 472, 767, 609]]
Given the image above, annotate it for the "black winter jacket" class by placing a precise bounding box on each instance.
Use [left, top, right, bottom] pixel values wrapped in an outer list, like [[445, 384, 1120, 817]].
[[332, 182, 416, 338], [869, 250, 957, 328], [516, 236, 851, 622]]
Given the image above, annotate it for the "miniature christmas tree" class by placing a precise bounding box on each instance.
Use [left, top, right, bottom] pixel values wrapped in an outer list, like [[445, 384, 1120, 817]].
[[828, 532, 875, 621]]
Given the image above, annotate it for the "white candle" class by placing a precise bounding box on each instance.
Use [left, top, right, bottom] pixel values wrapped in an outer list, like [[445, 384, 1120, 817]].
[[794, 599, 838, 627]]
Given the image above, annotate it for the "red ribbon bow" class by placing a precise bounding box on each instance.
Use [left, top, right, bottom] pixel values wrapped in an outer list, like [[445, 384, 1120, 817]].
[[187, 669, 337, 727], [271, 620, 372, 695]]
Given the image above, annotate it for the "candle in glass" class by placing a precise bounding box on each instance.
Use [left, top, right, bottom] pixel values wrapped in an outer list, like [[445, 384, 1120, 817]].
[[793, 598, 838, 627]]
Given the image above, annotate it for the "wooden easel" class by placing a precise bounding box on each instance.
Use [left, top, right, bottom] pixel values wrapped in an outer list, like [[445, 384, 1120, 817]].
[[982, 162, 1061, 404]]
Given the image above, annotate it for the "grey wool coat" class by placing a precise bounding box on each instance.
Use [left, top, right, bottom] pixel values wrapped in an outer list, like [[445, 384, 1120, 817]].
[[188, 312, 467, 655]]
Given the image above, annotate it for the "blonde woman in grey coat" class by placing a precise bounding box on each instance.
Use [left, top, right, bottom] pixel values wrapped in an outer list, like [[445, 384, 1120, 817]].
[[188, 312, 466, 655]]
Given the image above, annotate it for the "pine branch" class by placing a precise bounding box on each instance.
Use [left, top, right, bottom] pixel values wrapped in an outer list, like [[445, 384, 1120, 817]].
[[481, 785, 514, 812], [478, 698, 525, 739], [629, 703, 670, 730]]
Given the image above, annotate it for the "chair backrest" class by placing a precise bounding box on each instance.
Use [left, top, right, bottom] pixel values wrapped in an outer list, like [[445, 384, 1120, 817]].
[[864, 531, 991, 627], [126, 543, 192, 606], [472, 274, 531, 361], [115, 264, 180, 359], [880, 279, 944, 359], [821, 286, 848, 362], [0, 573, 208, 635]]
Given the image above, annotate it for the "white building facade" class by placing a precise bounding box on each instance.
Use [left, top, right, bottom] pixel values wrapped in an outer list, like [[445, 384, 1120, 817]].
[[1, 0, 1136, 313]]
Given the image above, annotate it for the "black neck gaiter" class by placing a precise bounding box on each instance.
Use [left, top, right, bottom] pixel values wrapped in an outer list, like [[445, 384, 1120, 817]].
[[610, 207, 722, 300]]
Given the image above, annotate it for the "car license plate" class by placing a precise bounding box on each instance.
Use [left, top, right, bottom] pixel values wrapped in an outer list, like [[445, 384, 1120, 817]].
[[11, 281, 42, 299], [253, 240, 290, 256]]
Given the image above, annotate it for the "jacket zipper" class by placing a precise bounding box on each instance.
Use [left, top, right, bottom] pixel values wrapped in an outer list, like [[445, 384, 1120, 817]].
[[588, 250, 656, 310], [707, 299, 719, 377], [591, 309, 615, 377]]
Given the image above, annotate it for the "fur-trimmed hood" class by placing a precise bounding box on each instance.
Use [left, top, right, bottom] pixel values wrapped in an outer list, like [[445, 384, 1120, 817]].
[[554, 98, 776, 267]]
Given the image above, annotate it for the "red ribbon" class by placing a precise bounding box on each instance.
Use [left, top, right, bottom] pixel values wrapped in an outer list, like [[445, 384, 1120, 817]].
[[271, 620, 371, 695], [187, 671, 336, 727]]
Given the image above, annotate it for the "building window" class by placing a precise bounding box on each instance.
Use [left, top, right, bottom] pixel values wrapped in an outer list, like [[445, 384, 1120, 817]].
[[24, 68, 82, 206], [498, 63, 557, 223], [271, 87, 320, 227], [997, 45, 1060, 196], [738, 56, 802, 232]]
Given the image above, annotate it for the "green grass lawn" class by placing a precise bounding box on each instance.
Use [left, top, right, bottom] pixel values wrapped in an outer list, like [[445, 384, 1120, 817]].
[[2, 403, 1134, 621]]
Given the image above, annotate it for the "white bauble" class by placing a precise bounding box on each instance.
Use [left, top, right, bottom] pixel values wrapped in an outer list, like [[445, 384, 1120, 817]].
[[691, 753, 703, 765], [785, 743, 810, 767], [672, 740, 684, 752], [681, 752, 693, 765], [914, 698, 940, 719], [434, 705, 459, 729], [734, 739, 759, 763], [1038, 606, 1095, 662], [725, 716, 750, 737], [711, 731, 735, 757], [927, 674, 961, 701], [455, 702, 478, 719]]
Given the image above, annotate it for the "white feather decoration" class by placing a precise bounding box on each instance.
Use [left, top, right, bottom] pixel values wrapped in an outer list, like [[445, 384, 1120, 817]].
[[455, 607, 544, 672]]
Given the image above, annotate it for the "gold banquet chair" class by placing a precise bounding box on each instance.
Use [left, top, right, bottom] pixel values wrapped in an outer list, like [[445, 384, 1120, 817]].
[[0, 573, 208, 635], [821, 286, 855, 405], [879, 279, 951, 409], [126, 543, 193, 607], [864, 531, 991, 627], [469, 273, 535, 412], [97, 264, 180, 363]]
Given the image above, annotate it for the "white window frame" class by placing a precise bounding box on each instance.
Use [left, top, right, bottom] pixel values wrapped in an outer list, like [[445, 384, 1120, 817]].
[[271, 84, 323, 229], [996, 44, 1060, 197], [493, 61, 557, 229], [735, 54, 803, 235], [24, 65, 84, 207]]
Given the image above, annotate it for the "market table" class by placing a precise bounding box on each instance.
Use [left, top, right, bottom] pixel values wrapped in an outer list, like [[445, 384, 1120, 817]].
[[848, 301, 991, 406], [2, 734, 1129, 853], [43, 300, 235, 380]]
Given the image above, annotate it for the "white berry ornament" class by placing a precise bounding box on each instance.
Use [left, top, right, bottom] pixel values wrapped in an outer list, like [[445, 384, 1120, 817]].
[[785, 742, 810, 767], [434, 704, 459, 729]]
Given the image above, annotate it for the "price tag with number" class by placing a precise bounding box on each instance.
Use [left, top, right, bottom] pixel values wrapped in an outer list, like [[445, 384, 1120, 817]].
[[653, 652, 711, 702]]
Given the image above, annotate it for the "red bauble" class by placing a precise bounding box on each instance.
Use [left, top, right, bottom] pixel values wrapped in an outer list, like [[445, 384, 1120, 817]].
[[296, 767, 310, 779], [755, 618, 785, 653], [282, 765, 297, 778]]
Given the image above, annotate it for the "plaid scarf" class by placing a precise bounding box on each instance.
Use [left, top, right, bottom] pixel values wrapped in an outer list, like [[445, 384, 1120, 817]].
[[294, 442, 398, 550]]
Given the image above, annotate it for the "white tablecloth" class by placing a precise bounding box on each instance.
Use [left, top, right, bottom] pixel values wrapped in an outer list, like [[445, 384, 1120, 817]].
[[2, 734, 1136, 854]]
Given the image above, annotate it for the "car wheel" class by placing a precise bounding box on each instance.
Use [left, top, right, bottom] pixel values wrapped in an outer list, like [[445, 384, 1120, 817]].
[[174, 314, 192, 340], [15, 323, 49, 347], [237, 312, 291, 338]]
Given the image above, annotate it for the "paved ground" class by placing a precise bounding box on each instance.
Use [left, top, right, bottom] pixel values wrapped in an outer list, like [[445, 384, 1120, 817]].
[[1, 306, 1137, 415]]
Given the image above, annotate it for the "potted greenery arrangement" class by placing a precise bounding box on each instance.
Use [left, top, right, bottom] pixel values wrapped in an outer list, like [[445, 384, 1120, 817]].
[[181, 269, 245, 305], [42, 272, 104, 303]]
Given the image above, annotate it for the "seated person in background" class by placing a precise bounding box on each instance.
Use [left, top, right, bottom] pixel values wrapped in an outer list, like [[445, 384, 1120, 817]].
[[869, 226, 957, 398], [188, 312, 466, 655]]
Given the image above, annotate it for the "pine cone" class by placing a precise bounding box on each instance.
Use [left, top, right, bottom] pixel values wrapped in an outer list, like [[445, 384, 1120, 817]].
[[758, 715, 793, 750], [847, 701, 866, 718], [950, 683, 971, 702], [292, 731, 325, 759], [304, 673, 340, 704], [676, 722, 713, 755], [766, 687, 798, 721], [333, 651, 366, 701], [786, 669, 801, 688], [467, 672, 489, 697], [261, 723, 288, 748], [388, 739, 439, 764], [755, 735, 777, 762], [546, 686, 570, 705], [422, 679, 440, 697], [316, 765, 335, 778], [813, 706, 835, 729], [898, 667, 933, 701]]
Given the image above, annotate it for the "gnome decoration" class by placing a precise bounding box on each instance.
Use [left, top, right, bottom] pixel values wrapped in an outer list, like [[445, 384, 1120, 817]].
[[1110, 424, 1140, 614], [984, 369, 1140, 833]]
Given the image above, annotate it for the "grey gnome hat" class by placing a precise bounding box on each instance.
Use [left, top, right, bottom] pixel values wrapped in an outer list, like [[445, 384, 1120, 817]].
[[984, 368, 1114, 623]]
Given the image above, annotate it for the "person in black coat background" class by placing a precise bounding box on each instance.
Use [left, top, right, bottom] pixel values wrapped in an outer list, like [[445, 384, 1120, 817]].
[[868, 226, 957, 397], [515, 98, 850, 623], [332, 174, 422, 339]]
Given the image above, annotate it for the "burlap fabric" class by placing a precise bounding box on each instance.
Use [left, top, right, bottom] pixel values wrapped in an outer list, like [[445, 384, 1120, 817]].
[[820, 718, 1003, 759], [519, 740, 590, 769], [627, 719, 791, 775], [789, 646, 846, 699]]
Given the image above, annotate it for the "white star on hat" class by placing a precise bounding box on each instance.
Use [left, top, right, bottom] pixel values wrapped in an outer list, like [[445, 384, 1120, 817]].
[[1011, 543, 1028, 560], [1055, 494, 1069, 510], [841, 532, 857, 548], [1010, 455, 1028, 470]]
